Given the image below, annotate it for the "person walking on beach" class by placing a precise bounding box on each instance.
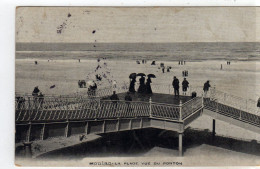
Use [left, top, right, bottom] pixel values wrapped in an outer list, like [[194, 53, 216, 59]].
[[112, 80, 117, 92], [203, 80, 211, 97], [145, 77, 153, 94], [182, 78, 189, 95], [172, 76, 180, 96], [78, 80, 82, 88]]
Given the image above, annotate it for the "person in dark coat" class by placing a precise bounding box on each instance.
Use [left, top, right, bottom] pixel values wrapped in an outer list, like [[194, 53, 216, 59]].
[[38, 92, 44, 108], [129, 78, 136, 93], [138, 76, 146, 94], [203, 80, 211, 97], [110, 91, 120, 111], [145, 77, 153, 94], [162, 67, 165, 73], [182, 78, 189, 95], [87, 82, 97, 96], [172, 76, 180, 96], [125, 92, 133, 113], [32, 86, 40, 97]]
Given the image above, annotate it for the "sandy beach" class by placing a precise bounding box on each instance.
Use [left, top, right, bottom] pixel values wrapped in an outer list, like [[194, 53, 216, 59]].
[[16, 58, 260, 101]]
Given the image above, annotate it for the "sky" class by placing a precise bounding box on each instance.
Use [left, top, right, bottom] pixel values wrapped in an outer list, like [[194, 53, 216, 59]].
[[16, 7, 259, 43]]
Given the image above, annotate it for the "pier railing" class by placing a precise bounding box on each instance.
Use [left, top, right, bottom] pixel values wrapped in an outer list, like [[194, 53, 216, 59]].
[[209, 87, 259, 115], [15, 95, 203, 123]]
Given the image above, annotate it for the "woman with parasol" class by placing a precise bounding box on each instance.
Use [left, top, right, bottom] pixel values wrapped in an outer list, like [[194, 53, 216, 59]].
[[137, 73, 146, 94], [146, 74, 156, 94], [129, 73, 137, 93]]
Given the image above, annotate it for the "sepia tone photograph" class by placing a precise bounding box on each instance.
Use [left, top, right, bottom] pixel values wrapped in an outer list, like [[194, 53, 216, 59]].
[[15, 7, 260, 166]]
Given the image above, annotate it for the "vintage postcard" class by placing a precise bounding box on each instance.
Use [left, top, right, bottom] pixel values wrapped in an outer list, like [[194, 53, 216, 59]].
[[15, 7, 260, 166]]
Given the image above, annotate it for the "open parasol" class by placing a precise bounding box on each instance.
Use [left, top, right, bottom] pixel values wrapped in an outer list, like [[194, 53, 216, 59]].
[[147, 74, 156, 78], [137, 73, 146, 77], [129, 73, 137, 79]]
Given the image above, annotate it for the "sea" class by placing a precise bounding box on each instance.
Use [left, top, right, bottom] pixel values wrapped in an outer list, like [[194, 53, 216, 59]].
[[16, 42, 260, 61]]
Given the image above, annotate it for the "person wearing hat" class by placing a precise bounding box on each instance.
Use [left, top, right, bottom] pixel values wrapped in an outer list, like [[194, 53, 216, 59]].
[[172, 76, 180, 96], [32, 86, 40, 97], [203, 80, 211, 97], [182, 78, 189, 95]]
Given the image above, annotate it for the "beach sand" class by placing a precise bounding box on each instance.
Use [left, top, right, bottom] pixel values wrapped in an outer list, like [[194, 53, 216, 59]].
[[15, 59, 260, 101]]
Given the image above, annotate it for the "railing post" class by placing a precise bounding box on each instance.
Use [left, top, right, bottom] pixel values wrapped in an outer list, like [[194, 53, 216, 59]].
[[149, 97, 152, 117], [179, 100, 182, 121]]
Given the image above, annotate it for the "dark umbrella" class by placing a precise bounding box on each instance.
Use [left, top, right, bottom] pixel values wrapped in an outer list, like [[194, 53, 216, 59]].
[[147, 74, 156, 78], [137, 73, 146, 77], [129, 73, 137, 79], [50, 85, 56, 89]]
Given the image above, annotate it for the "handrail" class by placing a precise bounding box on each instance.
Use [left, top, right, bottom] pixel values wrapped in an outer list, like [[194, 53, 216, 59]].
[[210, 88, 259, 115], [15, 94, 204, 122]]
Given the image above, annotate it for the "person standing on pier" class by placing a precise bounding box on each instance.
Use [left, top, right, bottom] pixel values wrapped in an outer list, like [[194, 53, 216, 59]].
[[172, 76, 180, 96], [138, 76, 146, 94], [32, 86, 40, 97], [125, 92, 133, 112], [32, 86, 40, 108], [203, 80, 211, 97], [38, 92, 44, 108], [146, 77, 153, 94], [110, 91, 120, 112], [129, 77, 136, 93], [182, 78, 189, 95]]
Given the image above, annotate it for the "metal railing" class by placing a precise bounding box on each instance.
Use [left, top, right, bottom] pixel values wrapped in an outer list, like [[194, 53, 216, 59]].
[[204, 87, 260, 126], [15, 95, 203, 123], [209, 88, 259, 115]]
